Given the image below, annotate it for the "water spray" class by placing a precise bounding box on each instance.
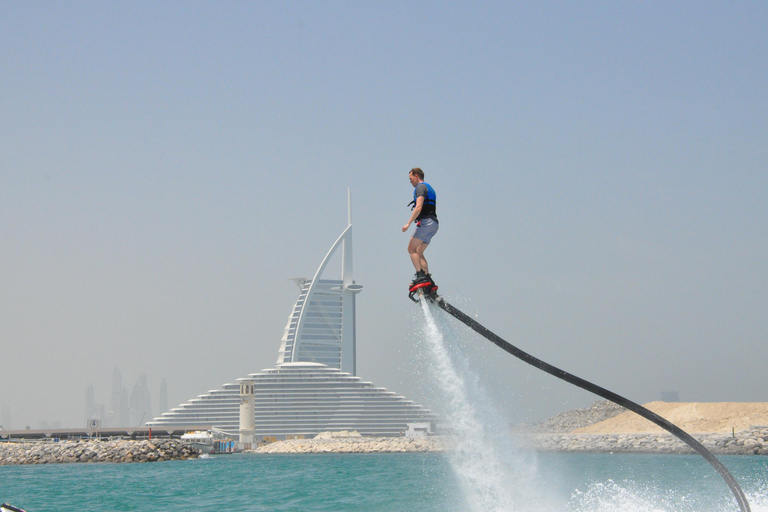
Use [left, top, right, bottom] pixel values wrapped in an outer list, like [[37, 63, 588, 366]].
[[411, 290, 751, 512]]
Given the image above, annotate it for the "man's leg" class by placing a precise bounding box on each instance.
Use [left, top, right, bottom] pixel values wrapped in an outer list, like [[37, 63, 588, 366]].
[[408, 237, 429, 273]]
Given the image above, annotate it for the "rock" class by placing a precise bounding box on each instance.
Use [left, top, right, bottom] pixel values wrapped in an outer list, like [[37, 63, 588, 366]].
[[0, 439, 200, 465], [530, 400, 627, 433], [522, 429, 768, 455], [250, 434, 444, 454]]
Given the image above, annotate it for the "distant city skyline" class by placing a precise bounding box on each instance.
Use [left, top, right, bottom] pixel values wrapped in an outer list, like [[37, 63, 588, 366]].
[[81, 368, 166, 429], [0, 370, 168, 430]]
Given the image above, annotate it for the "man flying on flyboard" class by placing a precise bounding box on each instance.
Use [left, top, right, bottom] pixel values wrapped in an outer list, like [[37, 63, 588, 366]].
[[402, 167, 439, 300]]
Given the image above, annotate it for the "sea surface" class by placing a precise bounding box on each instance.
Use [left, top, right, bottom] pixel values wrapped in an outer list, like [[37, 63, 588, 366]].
[[1, 451, 767, 512], [6, 299, 765, 511]]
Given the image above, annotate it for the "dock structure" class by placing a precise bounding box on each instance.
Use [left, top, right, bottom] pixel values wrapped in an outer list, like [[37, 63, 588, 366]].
[[0, 426, 212, 441]]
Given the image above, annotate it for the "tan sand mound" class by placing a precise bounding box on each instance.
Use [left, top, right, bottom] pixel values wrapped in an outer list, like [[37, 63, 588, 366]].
[[574, 402, 768, 434]]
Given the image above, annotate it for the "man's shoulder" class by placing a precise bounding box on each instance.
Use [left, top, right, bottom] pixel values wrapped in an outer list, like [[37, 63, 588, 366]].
[[414, 182, 428, 195]]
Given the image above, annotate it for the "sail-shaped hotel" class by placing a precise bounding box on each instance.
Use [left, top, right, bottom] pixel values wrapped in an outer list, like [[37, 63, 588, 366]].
[[147, 196, 436, 438]]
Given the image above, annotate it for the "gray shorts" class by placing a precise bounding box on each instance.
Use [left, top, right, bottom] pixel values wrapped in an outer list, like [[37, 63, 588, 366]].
[[413, 218, 439, 244]]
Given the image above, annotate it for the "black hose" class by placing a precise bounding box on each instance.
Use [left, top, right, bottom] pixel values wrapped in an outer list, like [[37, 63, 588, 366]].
[[431, 295, 751, 512]]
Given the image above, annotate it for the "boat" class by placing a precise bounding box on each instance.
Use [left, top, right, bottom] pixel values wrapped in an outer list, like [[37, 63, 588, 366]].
[[181, 428, 238, 454], [180, 430, 214, 454]]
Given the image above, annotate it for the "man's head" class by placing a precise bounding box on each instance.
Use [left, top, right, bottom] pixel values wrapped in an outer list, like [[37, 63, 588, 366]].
[[409, 167, 424, 186]]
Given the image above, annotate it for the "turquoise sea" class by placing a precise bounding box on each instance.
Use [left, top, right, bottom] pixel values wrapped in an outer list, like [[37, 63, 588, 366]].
[[6, 301, 764, 511], [1, 451, 767, 512]]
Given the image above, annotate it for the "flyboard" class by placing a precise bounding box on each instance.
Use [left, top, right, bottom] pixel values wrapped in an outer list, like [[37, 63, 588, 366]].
[[410, 287, 751, 512]]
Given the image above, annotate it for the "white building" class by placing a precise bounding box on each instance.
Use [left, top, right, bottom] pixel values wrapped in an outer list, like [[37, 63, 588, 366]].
[[147, 196, 436, 437]]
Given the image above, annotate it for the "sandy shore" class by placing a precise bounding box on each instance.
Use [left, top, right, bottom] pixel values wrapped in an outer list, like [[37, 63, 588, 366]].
[[574, 402, 768, 434], [527, 402, 768, 455], [5, 402, 765, 462], [254, 403, 768, 455]]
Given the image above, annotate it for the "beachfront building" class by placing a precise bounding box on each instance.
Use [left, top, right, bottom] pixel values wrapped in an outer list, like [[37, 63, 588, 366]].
[[147, 195, 436, 437], [146, 363, 435, 437]]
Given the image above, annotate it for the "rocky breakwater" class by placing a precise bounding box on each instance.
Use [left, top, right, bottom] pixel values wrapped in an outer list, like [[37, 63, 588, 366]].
[[252, 431, 443, 454], [524, 400, 768, 455], [0, 439, 200, 465], [527, 429, 768, 455]]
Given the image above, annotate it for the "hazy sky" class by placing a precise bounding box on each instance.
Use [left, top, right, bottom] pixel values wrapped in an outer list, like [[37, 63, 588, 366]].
[[2, 1, 766, 429]]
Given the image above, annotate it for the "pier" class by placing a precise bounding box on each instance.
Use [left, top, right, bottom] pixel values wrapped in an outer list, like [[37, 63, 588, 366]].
[[0, 425, 212, 441]]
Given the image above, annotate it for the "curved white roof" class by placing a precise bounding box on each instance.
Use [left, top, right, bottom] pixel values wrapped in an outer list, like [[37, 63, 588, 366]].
[[277, 362, 326, 367]]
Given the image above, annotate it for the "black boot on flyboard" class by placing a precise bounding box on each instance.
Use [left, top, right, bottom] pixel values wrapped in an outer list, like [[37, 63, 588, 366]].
[[408, 270, 438, 302]]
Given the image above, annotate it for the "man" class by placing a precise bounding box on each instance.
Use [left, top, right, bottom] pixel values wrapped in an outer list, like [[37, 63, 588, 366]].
[[402, 167, 439, 294]]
